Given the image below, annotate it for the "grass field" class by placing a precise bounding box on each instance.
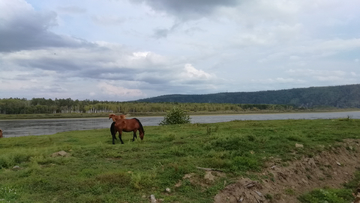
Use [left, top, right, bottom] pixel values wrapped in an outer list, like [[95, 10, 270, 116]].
[[1, 118, 360, 202]]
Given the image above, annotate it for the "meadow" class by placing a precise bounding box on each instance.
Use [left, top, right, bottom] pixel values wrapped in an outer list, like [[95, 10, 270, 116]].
[[0, 118, 360, 202]]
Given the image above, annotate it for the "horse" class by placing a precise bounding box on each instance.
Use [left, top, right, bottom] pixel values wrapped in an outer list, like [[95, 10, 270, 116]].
[[110, 118, 145, 144], [0, 129, 3, 138], [109, 114, 126, 122]]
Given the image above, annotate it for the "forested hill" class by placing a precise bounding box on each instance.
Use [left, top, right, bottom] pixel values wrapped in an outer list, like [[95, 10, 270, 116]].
[[138, 84, 360, 108]]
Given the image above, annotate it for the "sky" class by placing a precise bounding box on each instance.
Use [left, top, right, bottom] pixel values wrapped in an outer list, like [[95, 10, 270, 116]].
[[0, 0, 359, 101]]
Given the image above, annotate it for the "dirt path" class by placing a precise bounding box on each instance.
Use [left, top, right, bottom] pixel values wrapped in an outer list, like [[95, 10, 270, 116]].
[[214, 139, 360, 203]]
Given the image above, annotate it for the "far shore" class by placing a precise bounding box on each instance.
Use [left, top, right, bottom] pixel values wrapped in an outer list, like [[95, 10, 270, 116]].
[[0, 108, 359, 120]]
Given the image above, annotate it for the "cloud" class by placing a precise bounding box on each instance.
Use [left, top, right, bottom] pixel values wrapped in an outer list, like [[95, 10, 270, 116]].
[[153, 28, 169, 38], [0, 0, 93, 52], [251, 78, 306, 84], [0, 40, 220, 99], [135, 0, 240, 20], [285, 69, 358, 84], [91, 15, 126, 26], [287, 69, 347, 77], [98, 82, 145, 97], [293, 38, 360, 57], [57, 6, 86, 14], [182, 64, 213, 80]]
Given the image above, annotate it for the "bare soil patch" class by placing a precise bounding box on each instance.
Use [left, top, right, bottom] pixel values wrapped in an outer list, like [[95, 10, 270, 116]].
[[214, 139, 360, 203]]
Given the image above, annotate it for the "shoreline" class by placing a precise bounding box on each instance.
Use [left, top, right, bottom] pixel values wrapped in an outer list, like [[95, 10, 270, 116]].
[[0, 108, 359, 120]]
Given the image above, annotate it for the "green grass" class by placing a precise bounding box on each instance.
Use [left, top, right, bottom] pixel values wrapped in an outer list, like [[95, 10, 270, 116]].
[[0, 119, 360, 202], [298, 168, 360, 203], [298, 188, 354, 203]]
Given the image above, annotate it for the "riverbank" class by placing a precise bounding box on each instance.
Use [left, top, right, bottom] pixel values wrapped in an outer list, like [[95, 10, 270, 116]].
[[0, 119, 360, 202], [3, 111, 360, 137], [0, 108, 359, 120]]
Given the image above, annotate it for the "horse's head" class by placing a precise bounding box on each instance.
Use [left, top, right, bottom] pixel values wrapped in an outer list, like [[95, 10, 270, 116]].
[[109, 114, 115, 120]]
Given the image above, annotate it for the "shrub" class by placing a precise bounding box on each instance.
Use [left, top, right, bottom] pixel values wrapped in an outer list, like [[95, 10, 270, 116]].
[[159, 107, 191, 125]]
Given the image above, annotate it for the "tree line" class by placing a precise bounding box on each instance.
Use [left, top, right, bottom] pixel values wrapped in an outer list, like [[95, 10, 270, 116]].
[[0, 98, 295, 114]]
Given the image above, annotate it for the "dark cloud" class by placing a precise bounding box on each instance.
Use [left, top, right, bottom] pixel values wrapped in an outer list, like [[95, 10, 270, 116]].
[[153, 28, 169, 38], [18, 58, 83, 72], [40, 84, 67, 93], [152, 22, 182, 39], [0, 3, 93, 52], [82, 67, 138, 80], [135, 0, 240, 20]]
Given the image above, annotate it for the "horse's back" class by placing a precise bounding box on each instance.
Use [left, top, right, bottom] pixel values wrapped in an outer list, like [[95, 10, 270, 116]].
[[114, 118, 140, 132]]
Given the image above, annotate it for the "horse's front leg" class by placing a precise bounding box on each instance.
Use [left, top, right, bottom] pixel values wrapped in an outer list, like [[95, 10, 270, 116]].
[[112, 131, 116, 145], [132, 131, 137, 141], [119, 131, 124, 144]]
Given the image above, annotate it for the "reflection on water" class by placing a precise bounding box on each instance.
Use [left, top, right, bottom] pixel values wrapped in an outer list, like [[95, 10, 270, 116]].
[[0, 111, 359, 137]]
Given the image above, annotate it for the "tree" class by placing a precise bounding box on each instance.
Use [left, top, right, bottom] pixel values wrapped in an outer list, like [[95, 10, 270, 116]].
[[159, 107, 191, 125]]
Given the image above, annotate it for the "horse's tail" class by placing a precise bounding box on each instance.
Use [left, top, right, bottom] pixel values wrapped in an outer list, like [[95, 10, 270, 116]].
[[110, 122, 117, 139], [134, 118, 145, 140]]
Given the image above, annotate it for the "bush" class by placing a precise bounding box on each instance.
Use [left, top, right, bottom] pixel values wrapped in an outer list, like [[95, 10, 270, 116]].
[[159, 107, 191, 125]]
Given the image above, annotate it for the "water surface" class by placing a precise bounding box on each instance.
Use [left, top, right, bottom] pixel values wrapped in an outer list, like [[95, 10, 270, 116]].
[[0, 111, 359, 137]]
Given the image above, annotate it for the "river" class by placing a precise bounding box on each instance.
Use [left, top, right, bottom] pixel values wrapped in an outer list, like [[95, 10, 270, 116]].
[[0, 111, 359, 137]]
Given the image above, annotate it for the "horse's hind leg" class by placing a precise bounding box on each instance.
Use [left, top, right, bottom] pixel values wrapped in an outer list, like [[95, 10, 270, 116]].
[[119, 131, 124, 144]]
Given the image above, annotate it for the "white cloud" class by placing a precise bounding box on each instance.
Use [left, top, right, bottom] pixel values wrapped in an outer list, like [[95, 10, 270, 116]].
[[182, 64, 213, 80], [98, 82, 145, 97]]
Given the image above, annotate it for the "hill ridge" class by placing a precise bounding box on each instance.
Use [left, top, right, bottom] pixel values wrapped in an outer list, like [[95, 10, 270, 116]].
[[137, 84, 360, 108]]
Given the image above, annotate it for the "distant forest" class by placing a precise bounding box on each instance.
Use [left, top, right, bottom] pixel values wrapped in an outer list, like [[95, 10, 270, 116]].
[[0, 98, 293, 114], [1, 84, 359, 115], [138, 84, 360, 108]]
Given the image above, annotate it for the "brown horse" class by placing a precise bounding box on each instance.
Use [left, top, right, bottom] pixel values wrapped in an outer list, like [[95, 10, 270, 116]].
[[109, 114, 126, 122], [0, 129, 2, 138], [110, 118, 144, 144]]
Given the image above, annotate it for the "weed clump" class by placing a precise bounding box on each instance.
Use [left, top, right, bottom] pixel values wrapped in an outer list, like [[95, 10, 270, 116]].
[[298, 188, 353, 203], [159, 107, 191, 125]]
